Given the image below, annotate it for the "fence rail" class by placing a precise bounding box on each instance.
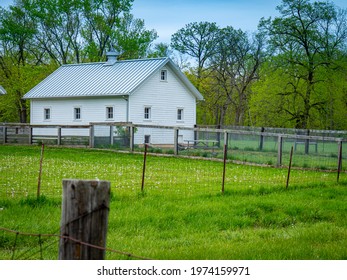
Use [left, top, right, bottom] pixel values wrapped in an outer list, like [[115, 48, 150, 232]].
[[1, 122, 346, 171]]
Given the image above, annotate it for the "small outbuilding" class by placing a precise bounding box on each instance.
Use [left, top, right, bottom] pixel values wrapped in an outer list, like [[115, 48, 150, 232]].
[[23, 52, 203, 144]]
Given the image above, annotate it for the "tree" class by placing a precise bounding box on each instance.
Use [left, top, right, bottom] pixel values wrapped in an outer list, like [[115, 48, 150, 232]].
[[208, 27, 266, 125], [0, 4, 40, 122], [0, 0, 158, 122], [113, 13, 157, 59], [259, 0, 347, 129], [171, 22, 221, 87], [81, 0, 133, 61]]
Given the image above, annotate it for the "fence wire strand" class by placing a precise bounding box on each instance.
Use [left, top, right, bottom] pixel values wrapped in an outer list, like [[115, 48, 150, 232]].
[[0, 227, 151, 260]]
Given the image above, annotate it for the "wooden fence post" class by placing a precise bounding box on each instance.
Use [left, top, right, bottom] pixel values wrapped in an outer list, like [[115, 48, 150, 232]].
[[29, 126, 33, 144], [3, 126, 7, 144], [89, 125, 94, 148], [277, 135, 283, 167], [337, 140, 343, 183], [305, 129, 310, 154], [130, 125, 134, 152], [57, 127, 61, 145], [259, 127, 265, 151], [59, 179, 110, 260]]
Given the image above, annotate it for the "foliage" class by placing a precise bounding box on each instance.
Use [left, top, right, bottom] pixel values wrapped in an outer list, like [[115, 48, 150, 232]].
[[1, 0, 347, 130], [0, 0, 158, 122], [254, 0, 347, 129]]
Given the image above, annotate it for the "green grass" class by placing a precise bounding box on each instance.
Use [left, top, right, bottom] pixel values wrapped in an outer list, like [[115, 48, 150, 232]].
[[0, 145, 346, 260]]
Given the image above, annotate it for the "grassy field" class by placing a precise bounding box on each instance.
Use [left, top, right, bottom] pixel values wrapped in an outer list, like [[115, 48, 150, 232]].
[[0, 145, 346, 260]]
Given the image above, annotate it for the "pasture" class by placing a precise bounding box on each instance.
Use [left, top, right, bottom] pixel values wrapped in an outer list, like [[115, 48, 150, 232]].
[[0, 145, 346, 259]]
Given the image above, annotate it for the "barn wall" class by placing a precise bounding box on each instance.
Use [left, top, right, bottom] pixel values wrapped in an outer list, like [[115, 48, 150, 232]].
[[129, 65, 196, 144], [30, 97, 128, 126]]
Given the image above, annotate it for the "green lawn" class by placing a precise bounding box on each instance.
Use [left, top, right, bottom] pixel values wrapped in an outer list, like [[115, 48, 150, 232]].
[[0, 145, 346, 260]]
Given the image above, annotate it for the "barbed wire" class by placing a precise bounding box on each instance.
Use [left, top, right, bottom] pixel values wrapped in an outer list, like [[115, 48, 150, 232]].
[[0, 227, 152, 260]]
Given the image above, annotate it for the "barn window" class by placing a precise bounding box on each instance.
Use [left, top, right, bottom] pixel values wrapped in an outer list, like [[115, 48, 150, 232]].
[[144, 107, 151, 120], [177, 108, 184, 121], [74, 107, 81, 120], [160, 70, 167, 81], [106, 106, 114, 119], [144, 135, 151, 144], [44, 108, 51, 120]]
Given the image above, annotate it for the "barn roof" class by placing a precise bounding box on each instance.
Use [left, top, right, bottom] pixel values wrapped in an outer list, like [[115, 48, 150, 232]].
[[23, 57, 203, 100], [0, 85, 6, 95]]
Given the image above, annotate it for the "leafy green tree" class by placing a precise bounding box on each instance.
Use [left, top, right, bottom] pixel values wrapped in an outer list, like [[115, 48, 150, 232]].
[[208, 27, 266, 126], [258, 0, 347, 129], [29, 0, 84, 64], [171, 22, 221, 87], [113, 13, 157, 59], [0, 4, 41, 122], [81, 0, 133, 61]]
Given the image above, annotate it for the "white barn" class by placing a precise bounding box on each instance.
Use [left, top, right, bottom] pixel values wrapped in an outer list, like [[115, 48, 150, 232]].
[[23, 52, 203, 145]]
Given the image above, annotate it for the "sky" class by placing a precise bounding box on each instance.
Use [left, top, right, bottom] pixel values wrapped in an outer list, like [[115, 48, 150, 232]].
[[1, 0, 347, 43], [132, 0, 347, 43]]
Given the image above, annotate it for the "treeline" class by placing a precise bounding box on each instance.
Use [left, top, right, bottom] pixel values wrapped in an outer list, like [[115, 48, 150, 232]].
[[0, 0, 160, 122], [1, 0, 347, 130], [170, 0, 347, 130]]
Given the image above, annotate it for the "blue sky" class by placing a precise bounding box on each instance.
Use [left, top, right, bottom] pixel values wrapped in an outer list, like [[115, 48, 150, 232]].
[[1, 0, 347, 43], [132, 0, 347, 43]]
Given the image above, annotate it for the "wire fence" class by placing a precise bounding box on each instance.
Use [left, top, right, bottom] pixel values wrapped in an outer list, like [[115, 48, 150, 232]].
[[0, 226, 151, 260], [0, 123, 346, 200], [0, 143, 344, 200]]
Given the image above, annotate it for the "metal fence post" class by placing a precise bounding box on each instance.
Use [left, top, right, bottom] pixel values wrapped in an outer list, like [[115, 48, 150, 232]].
[[174, 127, 179, 155], [109, 125, 114, 146]]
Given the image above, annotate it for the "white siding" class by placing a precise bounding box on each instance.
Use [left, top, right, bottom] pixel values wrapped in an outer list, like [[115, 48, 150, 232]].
[[129, 65, 196, 144], [31, 97, 127, 125]]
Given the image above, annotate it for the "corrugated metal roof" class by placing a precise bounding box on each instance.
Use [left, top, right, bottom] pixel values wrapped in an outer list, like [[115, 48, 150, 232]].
[[23, 58, 170, 99], [0, 85, 6, 95]]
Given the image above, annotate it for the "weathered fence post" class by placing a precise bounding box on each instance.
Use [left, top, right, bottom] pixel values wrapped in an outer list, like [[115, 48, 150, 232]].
[[3, 126, 7, 144], [57, 127, 61, 145], [337, 140, 343, 183], [130, 125, 135, 152], [305, 129, 310, 154], [29, 126, 33, 144], [59, 179, 110, 260], [89, 125, 94, 148], [259, 127, 265, 151], [277, 135, 283, 167]]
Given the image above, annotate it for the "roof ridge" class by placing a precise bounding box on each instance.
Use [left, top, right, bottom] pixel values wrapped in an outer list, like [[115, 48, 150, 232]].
[[61, 57, 168, 67]]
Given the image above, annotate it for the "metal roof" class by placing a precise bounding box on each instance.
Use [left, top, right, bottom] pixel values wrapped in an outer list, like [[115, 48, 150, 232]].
[[23, 57, 203, 100], [0, 85, 6, 95]]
